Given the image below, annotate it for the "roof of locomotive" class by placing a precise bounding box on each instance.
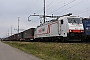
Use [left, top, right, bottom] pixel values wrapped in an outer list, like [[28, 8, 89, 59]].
[[37, 16, 82, 28]]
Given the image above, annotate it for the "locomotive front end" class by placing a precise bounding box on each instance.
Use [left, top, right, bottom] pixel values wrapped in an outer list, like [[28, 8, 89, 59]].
[[67, 17, 84, 40]]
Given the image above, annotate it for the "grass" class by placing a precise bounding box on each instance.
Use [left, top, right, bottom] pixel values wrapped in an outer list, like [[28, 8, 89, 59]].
[[3, 41, 90, 60]]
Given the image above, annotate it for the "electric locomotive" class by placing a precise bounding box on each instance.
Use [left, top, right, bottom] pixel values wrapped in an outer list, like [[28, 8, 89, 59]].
[[34, 16, 84, 42]]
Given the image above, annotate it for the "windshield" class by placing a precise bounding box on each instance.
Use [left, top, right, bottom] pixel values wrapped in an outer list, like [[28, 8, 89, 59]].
[[67, 18, 82, 24]]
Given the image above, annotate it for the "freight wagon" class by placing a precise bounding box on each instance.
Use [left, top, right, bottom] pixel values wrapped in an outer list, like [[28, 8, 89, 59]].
[[20, 28, 35, 41], [82, 18, 90, 40], [18, 32, 24, 41], [9, 34, 18, 41]]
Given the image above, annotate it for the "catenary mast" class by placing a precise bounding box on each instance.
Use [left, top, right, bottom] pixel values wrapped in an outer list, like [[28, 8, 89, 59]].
[[44, 0, 45, 23]]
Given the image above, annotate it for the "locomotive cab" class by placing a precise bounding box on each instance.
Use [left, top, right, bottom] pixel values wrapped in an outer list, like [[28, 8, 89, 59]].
[[67, 17, 84, 40]]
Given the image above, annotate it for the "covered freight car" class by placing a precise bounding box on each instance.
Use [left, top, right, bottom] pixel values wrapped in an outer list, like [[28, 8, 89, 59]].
[[10, 34, 18, 41], [82, 18, 90, 40], [18, 32, 24, 41], [23, 28, 35, 41]]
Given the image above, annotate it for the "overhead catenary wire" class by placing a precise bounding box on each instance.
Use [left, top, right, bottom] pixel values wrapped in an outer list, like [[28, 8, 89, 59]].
[[58, 0, 85, 14], [35, 0, 63, 14], [23, 0, 39, 14], [48, 0, 77, 15], [23, 0, 35, 11], [46, 0, 55, 7], [29, 0, 88, 18], [35, 0, 55, 14], [76, 8, 90, 15], [29, 0, 38, 10], [46, 0, 63, 9]]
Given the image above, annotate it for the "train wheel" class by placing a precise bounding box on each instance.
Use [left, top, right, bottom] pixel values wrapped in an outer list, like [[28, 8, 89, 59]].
[[61, 37, 67, 43]]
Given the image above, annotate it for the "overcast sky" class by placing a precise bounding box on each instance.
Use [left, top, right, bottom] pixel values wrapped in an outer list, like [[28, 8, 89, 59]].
[[0, 0, 90, 38]]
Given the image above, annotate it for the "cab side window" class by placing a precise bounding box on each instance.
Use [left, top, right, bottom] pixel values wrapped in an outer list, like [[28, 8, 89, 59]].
[[61, 20, 63, 24]]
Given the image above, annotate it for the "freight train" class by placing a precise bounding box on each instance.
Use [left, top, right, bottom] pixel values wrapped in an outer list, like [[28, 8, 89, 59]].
[[3, 15, 90, 42], [5, 15, 90, 42]]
